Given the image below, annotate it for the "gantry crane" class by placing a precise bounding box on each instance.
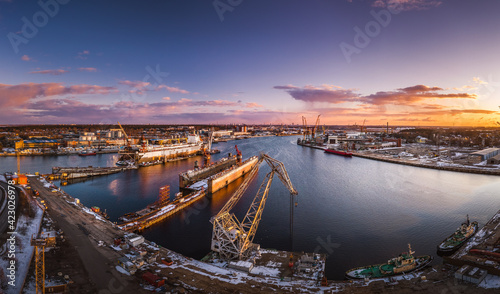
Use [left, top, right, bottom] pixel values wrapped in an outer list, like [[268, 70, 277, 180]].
[[31, 235, 47, 294], [210, 154, 298, 260]]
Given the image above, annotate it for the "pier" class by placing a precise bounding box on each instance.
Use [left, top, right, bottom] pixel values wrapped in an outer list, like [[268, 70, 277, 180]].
[[444, 210, 500, 276], [51, 166, 134, 180], [118, 190, 206, 232]]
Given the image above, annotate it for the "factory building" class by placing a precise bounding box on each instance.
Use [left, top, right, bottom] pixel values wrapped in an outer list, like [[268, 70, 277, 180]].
[[468, 148, 500, 164]]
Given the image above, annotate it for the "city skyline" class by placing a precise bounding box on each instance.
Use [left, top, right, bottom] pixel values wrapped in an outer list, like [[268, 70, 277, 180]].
[[1, 0, 499, 126]]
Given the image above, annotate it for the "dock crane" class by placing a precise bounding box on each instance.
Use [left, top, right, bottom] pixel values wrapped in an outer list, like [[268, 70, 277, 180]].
[[117, 122, 131, 149], [210, 154, 298, 260], [234, 145, 242, 164], [31, 235, 47, 294], [302, 116, 309, 141], [311, 114, 321, 141], [117, 121, 135, 162]]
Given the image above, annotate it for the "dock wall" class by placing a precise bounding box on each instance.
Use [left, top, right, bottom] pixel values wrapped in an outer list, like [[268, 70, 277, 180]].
[[208, 156, 258, 193], [179, 156, 237, 188]]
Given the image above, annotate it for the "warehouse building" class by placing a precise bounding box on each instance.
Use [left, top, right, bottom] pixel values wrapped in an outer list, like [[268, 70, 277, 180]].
[[468, 148, 500, 164]]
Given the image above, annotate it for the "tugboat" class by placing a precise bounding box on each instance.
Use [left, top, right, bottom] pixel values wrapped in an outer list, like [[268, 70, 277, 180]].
[[345, 244, 432, 279], [437, 215, 478, 253]]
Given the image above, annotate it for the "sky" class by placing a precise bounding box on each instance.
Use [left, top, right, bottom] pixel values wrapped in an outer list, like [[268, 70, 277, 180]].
[[0, 0, 499, 126]]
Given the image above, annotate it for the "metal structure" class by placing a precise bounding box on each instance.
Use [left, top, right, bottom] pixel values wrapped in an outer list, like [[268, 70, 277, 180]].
[[312, 114, 321, 140], [31, 236, 47, 294], [210, 154, 298, 260], [117, 121, 131, 148], [302, 116, 309, 141]]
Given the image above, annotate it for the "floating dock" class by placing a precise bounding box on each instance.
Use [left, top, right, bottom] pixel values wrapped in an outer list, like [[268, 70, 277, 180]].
[[179, 155, 238, 189], [179, 155, 259, 194], [444, 210, 500, 276], [51, 166, 134, 180], [118, 189, 206, 232]]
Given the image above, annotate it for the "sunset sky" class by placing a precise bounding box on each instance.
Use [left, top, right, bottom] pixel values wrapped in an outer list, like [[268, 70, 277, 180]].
[[1, 0, 499, 126]]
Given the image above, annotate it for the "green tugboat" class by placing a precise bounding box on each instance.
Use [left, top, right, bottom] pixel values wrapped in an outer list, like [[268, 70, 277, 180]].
[[345, 244, 432, 279], [437, 215, 478, 253]]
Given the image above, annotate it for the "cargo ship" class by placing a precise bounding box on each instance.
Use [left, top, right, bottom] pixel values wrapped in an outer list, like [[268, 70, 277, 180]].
[[324, 144, 352, 157], [437, 215, 478, 253], [117, 134, 203, 165], [345, 244, 432, 279]]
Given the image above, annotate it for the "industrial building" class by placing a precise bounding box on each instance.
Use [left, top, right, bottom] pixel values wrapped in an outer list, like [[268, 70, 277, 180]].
[[468, 148, 500, 164]]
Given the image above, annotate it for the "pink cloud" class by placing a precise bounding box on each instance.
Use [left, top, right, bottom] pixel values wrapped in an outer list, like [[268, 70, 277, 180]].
[[78, 67, 98, 72], [21, 55, 32, 61], [157, 85, 190, 94], [30, 69, 69, 75], [245, 102, 263, 108], [0, 82, 117, 108], [118, 80, 150, 90]]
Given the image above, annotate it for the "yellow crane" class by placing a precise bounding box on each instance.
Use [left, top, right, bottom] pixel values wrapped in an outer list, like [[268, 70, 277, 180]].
[[312, 114, 321, 140], [31, 235, 47, 294], [210, 154, 298, 260], [116, 122, 131, 148]]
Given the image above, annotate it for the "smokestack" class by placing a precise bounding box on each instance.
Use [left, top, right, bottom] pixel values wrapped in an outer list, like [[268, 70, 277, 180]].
[[386, 122, 389, 134]]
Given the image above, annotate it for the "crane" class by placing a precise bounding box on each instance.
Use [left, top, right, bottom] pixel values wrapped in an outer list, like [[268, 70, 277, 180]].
[[312, 114, 321, 140], [31, 235, 47, 294], [210, 154, 298, 260], [117, 122, 131, 149], [234, 145, 242, 164], [361, 119, 366, 134], [301, 116, 308, 141]]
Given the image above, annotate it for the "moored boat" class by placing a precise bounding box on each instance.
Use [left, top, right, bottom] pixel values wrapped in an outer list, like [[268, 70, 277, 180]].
[[324, 148, 352, 157], [345, 244, 432, 279], [437, 215, 478, 253], [79, 150, 97, 156]]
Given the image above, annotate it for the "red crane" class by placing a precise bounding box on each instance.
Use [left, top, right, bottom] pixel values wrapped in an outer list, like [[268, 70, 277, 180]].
[[235, 145, 242, 163]]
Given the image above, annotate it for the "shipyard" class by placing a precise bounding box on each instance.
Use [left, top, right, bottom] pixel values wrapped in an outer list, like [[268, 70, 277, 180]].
[[2, 125, 500, 293], [2, 0, 500, 293]]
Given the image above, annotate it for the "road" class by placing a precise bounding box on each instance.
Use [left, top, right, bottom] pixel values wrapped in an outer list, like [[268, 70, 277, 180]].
[[29, 177, 147, 294]]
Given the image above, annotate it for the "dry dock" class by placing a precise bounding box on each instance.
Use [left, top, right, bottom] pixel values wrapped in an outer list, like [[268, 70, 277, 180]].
[[51, 166, 134, 180], [179, 155, 259, 194], [444, 210, 500, 275]]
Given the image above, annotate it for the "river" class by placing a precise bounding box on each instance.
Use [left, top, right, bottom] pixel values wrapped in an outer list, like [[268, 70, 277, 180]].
[[2, 135, 500, 279]]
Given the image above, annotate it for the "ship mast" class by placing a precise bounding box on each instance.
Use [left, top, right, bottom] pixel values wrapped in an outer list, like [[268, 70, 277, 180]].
[[408, 243, 415, 255]]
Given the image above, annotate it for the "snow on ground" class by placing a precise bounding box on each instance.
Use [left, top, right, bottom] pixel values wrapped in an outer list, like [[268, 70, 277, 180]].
[[479, 274, 500, 289], [110, 245, 122, 251], [0, 198, 44, 294], [250, 266, 280, 277], [115, 266, 131, 276]]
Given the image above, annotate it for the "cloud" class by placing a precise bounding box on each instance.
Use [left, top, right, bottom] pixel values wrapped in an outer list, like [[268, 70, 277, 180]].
[[372, 0, 442, 11], [30, 69, 69, 75], [274, 84, 359, 103], [245, 102, 263, 108], [411, 109, 499, 116], [76, 50, 90, 59], [78, 67, 98, 72], [21, 55, 32, 61], [0, 82, 117, 108], [118, 80, 150, 90], [162, 97, 171, 100], [157, 84, 190, 94], [360, 85, 476, 105], [473, 77, 488, 85]]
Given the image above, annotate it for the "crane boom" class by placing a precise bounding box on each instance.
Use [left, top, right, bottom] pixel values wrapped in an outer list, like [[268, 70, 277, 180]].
[[210, 154, 297, 260]]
